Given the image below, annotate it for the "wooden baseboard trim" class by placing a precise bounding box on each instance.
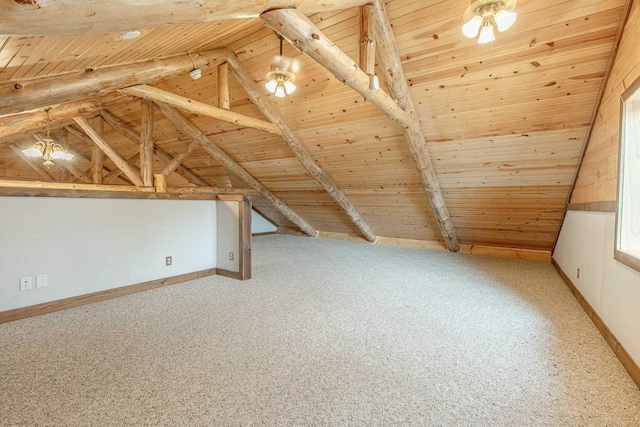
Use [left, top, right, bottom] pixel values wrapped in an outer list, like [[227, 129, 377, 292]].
[[0, 268, 217, 324], [253, 231, 277, 237], [216, 268, 243, 280], [314, 231, 551, 262], [552, 259, 640, 389], [567, 201, 617, 212]]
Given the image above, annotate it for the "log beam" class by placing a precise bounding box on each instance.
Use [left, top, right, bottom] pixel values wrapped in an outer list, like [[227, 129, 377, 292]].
[[369, 0, 459, 251], [154, 101, 319, 238], [168, 187, 257, 196], [74, 116, 144, 186], [160, 138, 199, 177], [0, 49, 227, 117], [0, 178, 153, 193], [121, 85, 282, 136], [100, 109, 212, 188], [103, 153, 140, 185], [218, 63, 230, 110], [139, 100, 155, 186], [227, 54, 379, 243], [261, 7, 460, 252], [0, 94, 123, 141], [57, 128, 93, 183], [9, 144, 56, 181]]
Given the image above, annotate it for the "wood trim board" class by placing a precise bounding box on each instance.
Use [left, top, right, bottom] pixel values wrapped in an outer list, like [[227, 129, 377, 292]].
[[0, 269, 216, 324], [315, 231, 551, 262], [567, 201, 617, 212], [552, 259, 640, 389]]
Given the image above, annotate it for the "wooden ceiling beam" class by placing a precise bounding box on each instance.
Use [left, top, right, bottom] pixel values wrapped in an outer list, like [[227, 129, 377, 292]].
[[369, 0, 460, 252], [0, 95, 123, 142], [0, 49, 227, 118], [74, 116, 144, 187], [160, 139, 199, 178], [154, 101, 319, 238], [100, 109, 213, 188], [121, 85, 282, 136], [261, 6, 461, 252], [0, 1, 371, 36], [227, 54, 379, 243], [91, 117, 105, 184]]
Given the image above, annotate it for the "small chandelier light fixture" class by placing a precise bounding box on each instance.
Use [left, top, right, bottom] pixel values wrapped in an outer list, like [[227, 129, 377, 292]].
[[462, 0, 517, 44], [265, 35, 297, 98], [22, 110, 73, 166]]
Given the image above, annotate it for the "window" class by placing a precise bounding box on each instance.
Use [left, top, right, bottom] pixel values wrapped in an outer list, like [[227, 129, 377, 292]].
[[616, 75, 640, 272]]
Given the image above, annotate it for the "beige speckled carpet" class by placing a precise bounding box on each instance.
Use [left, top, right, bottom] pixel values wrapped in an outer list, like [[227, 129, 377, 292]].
[[1, 235, 639, 426]]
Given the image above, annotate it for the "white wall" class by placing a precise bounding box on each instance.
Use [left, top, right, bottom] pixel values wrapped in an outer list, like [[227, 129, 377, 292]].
[[0, 197, 217, 311], [252, 210, 277, 234], [216, 200, 239, 272], [554, 210, 640, 366]]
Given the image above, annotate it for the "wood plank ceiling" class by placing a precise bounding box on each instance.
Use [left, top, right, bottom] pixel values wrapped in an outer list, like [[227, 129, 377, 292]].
[[0, 0, 627, 250]]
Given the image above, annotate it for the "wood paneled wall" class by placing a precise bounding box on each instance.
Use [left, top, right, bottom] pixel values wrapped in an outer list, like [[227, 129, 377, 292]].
[[572, 0, 640, 204]]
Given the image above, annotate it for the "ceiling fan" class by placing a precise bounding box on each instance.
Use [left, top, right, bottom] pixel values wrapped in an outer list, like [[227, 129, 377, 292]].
[[265, 34, 301, 98]]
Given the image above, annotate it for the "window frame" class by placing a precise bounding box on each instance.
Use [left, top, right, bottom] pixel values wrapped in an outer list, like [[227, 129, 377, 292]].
[[615, 75, 640, 273]]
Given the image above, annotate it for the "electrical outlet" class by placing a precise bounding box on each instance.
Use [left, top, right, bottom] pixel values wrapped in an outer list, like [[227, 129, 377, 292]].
[[576, 268, 580, 279], [229, 252, 234, 261], [36, 274, 48, 288], [19, 277, 33, 291], [166, 256, 172, 266]]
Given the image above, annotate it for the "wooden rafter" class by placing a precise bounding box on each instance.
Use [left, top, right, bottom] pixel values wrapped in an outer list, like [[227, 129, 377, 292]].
[[154, 101, 319, 238], [227, 54, 379, 243], [121, 85, 282, 136], [0, 94, 123, 142], [73, 116, 144, 186], [261, 7, 460, 252], [0, 49, 227, 117], [99, 109, 213, 188], [160, 139, 199, 177], [369, 0, 459, 252]]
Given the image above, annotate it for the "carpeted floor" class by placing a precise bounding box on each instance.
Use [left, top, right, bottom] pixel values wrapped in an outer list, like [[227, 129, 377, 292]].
[[1, 235, 639, 426]]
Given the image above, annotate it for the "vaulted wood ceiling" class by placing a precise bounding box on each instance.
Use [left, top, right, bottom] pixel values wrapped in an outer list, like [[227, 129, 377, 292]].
[[0, 0, 628, 252]]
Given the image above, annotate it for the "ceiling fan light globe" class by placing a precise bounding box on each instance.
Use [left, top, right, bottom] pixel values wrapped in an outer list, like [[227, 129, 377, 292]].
[[265, 79, 278, 93], [477, 19, 496, 44], [274, 85, 286, 98], [462, 15, 482, 38], [495, 10, 517, 32], [284, 80, 296, 94], [22, 147, 43, 157]]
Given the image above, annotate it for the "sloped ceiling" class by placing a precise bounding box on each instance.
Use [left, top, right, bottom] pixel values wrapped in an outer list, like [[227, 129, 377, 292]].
[[0, 0, 628, 250]]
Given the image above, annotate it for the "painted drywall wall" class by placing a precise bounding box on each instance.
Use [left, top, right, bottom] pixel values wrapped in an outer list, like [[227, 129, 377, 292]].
[[216, 200, 239, 272], [252, 210, 276, 234], [0, 197, 216, 312], [554, 210, 640, 366], [571, 0, 640, 204]]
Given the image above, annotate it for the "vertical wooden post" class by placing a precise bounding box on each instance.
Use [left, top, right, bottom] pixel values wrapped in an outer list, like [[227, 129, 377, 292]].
[[140, 99, 154, 187], [91, 116, 104, 184], [58, 128, 71, 181], [154, 173, 167, 193], [239, 195, 252, 280], [218, 62, 230, 110], [360, 4, 377, 89]]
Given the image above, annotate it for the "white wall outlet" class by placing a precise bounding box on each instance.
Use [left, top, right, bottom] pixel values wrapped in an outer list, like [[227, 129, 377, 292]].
[[36, 274, 48, 288], [229, 252, 234, 261], [166, 256, 172, 266], [19, 277, 33, 291]]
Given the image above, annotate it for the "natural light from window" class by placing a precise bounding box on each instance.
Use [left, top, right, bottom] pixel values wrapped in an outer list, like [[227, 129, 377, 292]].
[[616, 77, 640, 272]]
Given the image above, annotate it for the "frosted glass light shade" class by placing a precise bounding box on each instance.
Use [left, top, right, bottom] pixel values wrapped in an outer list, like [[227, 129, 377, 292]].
[[22, 147, 43, 157], [283, 80, 296, 94], [274, 85, 286, 98], [495, 10, 517, 32], [477, 20, 496, 44], [265, 79, 278, 93], [462, 15, 483, 38]]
